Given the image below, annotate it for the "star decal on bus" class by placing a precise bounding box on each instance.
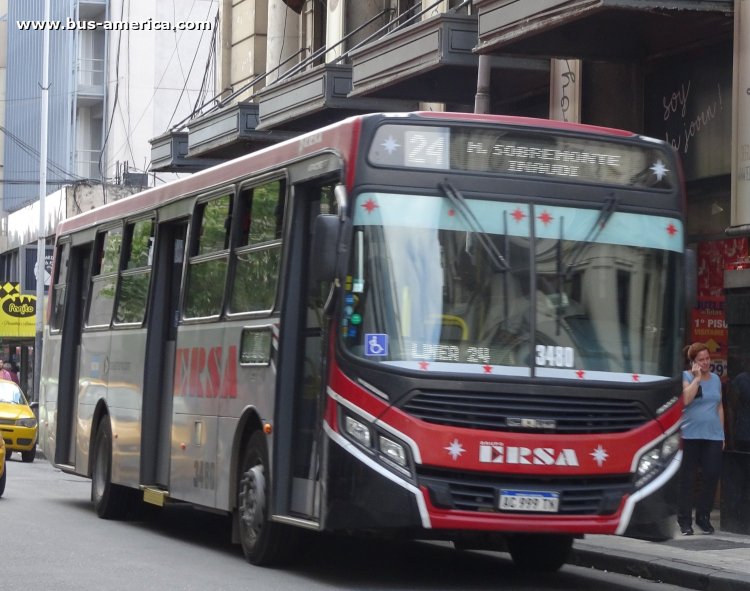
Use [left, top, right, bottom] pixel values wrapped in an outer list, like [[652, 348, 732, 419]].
[[632, 374, 640, 382], [361, 198, 379, 213], [666, 223, 678, 236], [576, 370, 586, 379], [445, 438, 465, 461], [650, 159, 669, 181], [590, 444, 609, 467], [381, 135, 401, 154], [511, 208, 526, 222], [418, 361, 430, 371], [483, 365, 493, 374], [538, 211, 553, 225]]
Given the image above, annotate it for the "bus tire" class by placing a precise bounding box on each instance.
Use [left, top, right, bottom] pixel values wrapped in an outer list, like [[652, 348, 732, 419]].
[[508, 534, 573, 572], [91, 417, 133, 519], [237, 431, 298, 566]]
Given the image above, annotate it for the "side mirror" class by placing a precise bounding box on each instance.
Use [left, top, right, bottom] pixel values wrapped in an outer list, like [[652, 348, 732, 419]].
[[685, 248, 697, 311], [310, 214, 340, 284]]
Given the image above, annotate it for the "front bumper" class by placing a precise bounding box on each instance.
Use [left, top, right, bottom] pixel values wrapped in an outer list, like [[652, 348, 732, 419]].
[[0, 425, 37, 452], [322, 426, 679, 539]]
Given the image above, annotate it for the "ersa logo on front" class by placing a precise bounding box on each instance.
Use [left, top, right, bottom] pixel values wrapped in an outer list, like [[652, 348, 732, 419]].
[[478, 442, 580, 466]]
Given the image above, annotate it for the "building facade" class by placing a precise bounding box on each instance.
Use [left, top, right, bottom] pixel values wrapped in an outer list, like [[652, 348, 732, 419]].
[[149, 0, 748, 437], [151, 7, 738, 334], [0, 0, 218, 393]]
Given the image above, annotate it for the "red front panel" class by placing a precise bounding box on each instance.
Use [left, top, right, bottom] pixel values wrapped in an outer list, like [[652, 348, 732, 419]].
[[325, 358, 682, 534]]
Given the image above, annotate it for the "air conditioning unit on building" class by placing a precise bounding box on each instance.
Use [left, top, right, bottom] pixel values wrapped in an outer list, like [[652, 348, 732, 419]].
[[123, 171, 148, 189]]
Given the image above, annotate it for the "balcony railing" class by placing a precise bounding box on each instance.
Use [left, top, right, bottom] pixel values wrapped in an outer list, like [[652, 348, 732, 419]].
[[77, 57, 104, 93], [76, 148, 102, 180]]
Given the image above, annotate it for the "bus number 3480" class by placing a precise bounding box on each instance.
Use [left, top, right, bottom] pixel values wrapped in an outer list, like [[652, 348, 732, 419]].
[[535, 345, 575, 368]]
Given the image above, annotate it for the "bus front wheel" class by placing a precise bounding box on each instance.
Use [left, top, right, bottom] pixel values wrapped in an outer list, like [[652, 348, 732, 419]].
[[507, 533, 573, 572], [91, 417, 134, 519], [237, 431, 298, 566]]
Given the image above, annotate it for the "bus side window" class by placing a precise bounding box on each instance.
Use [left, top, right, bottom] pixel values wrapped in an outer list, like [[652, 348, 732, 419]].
[[50, 243, 71, 332], [184, 193, 232, 318], [86, 226, 123, 327], [229, 180, 285, 314], [115, 218, 155, 325]]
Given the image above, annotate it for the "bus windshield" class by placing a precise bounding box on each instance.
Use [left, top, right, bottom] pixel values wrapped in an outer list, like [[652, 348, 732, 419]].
[[342, 191, 682, 381]]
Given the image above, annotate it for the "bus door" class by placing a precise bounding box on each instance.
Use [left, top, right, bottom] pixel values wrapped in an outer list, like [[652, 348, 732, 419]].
[[273, 164, 340, 523], [54, 243, 92, 467], [77, 226, 122, 476], [141, 220, 187, 488]]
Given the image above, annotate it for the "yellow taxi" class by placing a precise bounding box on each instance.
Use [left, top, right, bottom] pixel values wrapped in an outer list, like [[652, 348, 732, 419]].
[[0, 379, 37, 463], [0, 437, 6, 497]]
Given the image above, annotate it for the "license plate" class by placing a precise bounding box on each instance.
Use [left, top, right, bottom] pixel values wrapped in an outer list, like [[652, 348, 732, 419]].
[[499, 489, 560, 513]]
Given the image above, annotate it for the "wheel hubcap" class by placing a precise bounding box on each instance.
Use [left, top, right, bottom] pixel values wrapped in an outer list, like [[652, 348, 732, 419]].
[[239, 464, 266, 546]]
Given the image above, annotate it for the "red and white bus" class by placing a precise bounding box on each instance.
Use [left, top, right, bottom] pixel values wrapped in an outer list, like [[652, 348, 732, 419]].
[[40, 111, 686, 571]]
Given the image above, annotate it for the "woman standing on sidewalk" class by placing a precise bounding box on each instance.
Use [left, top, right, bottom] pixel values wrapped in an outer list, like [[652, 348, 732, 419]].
[[678, 342, 725, 535]]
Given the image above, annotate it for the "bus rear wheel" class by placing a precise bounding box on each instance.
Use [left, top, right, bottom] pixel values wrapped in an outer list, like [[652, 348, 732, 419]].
[[507, 533, 573, 572], [237, 431, 298, 566], [91, 417, 135, 519]]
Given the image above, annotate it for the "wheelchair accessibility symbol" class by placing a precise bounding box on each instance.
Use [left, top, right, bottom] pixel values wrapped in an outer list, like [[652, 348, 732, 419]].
[[364, 333, 388, 356]]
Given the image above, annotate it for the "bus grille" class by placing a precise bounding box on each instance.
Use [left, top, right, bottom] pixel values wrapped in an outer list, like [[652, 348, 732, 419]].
[[418, 467, 633, 515], [402, 390, 649, 434]]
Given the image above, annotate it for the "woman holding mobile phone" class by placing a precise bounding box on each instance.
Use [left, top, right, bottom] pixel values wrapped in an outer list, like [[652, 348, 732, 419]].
[[677, 342, 724, 535]]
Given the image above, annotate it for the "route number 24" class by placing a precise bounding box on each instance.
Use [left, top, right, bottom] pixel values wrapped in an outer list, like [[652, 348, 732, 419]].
[[535, 345, 575, 368]]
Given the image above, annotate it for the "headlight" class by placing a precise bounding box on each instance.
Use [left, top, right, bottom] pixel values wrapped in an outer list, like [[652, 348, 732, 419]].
[[378, 435, 407, 467], [344, 415, 371, 447], [635, 432, 680, 488], [17, 417, 37, 428], [341, 411, 413, 477]]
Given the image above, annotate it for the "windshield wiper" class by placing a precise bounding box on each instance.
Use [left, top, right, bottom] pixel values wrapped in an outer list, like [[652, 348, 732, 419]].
[[563, 193, 618, 281], [438, 180, 510, 272]]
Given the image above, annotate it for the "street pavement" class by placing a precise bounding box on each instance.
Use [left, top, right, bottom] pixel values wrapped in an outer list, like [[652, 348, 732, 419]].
[[571, 510, 750, 591], [33, 445, 748, 589]]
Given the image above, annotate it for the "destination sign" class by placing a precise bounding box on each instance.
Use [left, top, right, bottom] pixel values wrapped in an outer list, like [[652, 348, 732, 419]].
[[368, 123, 674, 189]]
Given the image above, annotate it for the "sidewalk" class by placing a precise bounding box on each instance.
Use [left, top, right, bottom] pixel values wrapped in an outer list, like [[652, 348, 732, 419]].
[[570, 511, 750, 590]]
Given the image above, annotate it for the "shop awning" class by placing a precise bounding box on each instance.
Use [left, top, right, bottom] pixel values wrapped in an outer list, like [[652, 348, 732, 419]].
[[255, 64, 416, 132], [349, 12, 549, 104], [149, 131, 224, 173], [474, 0, 733, 60]]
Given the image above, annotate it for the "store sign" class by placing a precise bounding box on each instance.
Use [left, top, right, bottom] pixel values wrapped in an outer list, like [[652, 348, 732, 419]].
[[644, 46, 732, 181], [691, 298, 728, 380], [690, 238, 749, 381], [24, 246, 53, 293], [0, 283, 36, 338]]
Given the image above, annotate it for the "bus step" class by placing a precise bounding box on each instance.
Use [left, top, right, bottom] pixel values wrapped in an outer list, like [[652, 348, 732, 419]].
[[141, 487, 169, 507]]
